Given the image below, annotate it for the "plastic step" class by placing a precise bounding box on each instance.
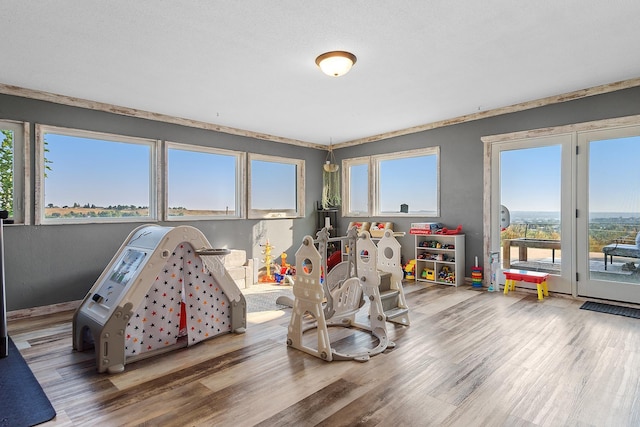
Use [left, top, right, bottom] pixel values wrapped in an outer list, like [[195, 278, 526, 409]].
[[379, 272, 392, 292], [380, 289, 399, 300], [384, 307, 409, 325], [380, 289, 399, 311]]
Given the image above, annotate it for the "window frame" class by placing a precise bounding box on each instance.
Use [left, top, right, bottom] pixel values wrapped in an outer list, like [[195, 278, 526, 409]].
[[35, 124, 160, 225], [164, 141, 246, 221], [341, 155, 371, 217], [0, 120, 29, 224], [247, 153, 305, 219], [342, 147, 440, 217]]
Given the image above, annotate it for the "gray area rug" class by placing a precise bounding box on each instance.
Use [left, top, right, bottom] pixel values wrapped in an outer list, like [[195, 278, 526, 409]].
[[0, 337, 56, 426], [244, 286, 293, 313]]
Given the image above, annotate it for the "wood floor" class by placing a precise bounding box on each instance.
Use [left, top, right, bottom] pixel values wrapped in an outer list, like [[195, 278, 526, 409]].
[[8, 282, 640, 426]]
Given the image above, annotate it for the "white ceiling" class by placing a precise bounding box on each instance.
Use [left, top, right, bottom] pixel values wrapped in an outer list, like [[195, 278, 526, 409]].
[[1, 1, 640, 147]]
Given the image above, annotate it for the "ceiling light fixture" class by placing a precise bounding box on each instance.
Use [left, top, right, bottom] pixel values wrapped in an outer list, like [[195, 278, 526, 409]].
[[315, 51, 357, 77]]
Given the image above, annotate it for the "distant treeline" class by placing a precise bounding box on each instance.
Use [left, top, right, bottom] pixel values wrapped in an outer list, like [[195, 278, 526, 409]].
[[44, 205, 201, 219], [46, 203, 148, 210], [503, 219, 640, 251]]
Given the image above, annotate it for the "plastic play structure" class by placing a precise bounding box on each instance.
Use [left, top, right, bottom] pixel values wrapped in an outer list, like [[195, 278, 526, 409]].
[[286, 226, 409, 362], [73, 225, 247, 373]]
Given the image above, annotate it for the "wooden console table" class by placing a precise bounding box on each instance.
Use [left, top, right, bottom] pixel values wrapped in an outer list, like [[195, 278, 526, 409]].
[[502, 238, 561, 269]]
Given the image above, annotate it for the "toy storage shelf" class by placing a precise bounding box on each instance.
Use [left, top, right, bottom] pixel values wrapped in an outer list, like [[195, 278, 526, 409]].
[[415, 234, 465, 287]]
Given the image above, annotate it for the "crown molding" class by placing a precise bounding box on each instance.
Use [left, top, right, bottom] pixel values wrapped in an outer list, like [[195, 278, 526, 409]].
[[334, 77, 640, 149], [0, 83, 326, 150], [2, 77, 639, 151]]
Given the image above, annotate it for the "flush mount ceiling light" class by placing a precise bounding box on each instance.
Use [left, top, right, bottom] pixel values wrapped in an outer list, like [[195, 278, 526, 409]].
[[315, 51, 357, 77]]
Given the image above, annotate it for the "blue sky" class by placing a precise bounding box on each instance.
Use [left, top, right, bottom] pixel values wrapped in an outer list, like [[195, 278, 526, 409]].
[[167, 148, 236, 210], [250, 160, 296, 210], [500, 135, 640, 214], [588, 136, 640, 213], [44, 134, 150, 207], [349, 155, 437, 213], [500, 145, 562, 213], [349, 163, 368, 212], [44, 134, 288, 209], [379, 155, 437, 212]]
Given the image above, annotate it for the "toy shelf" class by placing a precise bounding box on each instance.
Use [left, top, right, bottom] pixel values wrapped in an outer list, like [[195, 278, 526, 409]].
[[415, 234, 465, 287]]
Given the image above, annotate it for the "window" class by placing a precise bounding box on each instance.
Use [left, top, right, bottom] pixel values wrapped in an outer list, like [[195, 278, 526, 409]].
[[342, 156, 370, 215], [166, 142, 245, 220], [36, 125, 158, 224], [0, 120, 28, 224], [343, 147, 439, 217], [248, 153, 305, 219]]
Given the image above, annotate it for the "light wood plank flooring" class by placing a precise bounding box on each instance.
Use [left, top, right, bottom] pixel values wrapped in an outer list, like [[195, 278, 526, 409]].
[[8, 282, 640, 426]]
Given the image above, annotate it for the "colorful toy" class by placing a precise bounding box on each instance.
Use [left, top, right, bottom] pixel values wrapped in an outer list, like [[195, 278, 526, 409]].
[[472, 267, 483, 288], [259, 240, 276, 283], [347, 221, 371, 234], [274, 252, 296, 284], [404, 259, 416, 279], [327, 249, 342, 271], [472, 256, 483, 288], [438, 265, 456, 283], [409, 222, 443, 235], [420, 240, 455, 250], [422, 268, 435, 281], [369, 222, 394, 238], [436, 224, 463, 235]]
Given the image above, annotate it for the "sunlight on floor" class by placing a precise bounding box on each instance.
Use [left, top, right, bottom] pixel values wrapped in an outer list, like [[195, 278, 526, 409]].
[[247, 310, 287, 324]]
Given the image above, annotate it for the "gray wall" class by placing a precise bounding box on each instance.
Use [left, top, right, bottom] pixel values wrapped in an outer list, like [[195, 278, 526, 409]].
[[0, 94, 325, 310], [2, 86, 640, 310], [335, 86, 640, 277]]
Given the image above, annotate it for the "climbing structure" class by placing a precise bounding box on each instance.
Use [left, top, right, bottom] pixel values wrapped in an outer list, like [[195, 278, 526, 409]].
[[73, 225, 246, 373], [286, 227, 409, 362]]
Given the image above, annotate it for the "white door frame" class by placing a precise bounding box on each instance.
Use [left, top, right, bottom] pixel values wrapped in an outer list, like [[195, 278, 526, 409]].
[[482, 114, 640, 299], [484, 134, 574, 295]]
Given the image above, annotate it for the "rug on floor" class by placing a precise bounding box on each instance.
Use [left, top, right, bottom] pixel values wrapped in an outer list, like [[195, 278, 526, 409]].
[[580, 301, 640, 319], [0, 337, 56, 426], [244, 288, 293, 313]]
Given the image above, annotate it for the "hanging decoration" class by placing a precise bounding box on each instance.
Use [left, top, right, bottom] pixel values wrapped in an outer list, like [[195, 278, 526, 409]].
[[322, 142, 340, 209], [323, 142, 339, 172], [322, 168, 340, 209]]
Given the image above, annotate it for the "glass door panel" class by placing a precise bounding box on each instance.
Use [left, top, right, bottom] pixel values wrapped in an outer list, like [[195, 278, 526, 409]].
[[492, 135, 572, 294], [577, 129, 640, 303]]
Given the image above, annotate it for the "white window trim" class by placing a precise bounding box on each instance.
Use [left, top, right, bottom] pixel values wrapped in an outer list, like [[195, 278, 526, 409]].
[[341, 155, 371, 217], [0, 120, 29, 224], [35, 124, 159, 225], [164, 141, 246, 221], [342, 147, 440, 217], [247, 153, 305, 219]]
